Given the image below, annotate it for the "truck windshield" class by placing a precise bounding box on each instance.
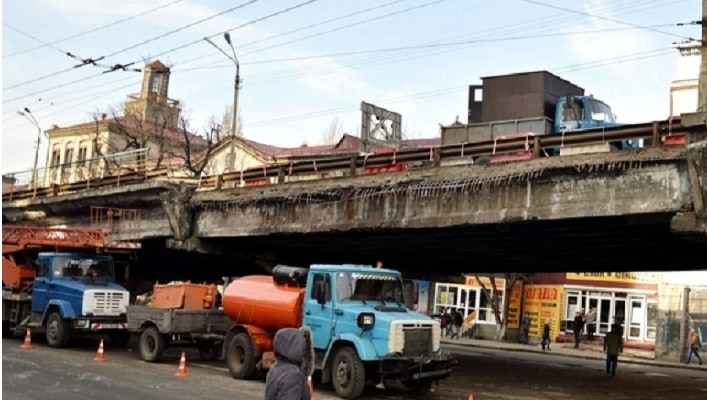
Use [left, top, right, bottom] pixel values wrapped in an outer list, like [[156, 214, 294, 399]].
[[52, 256, 115, 280], [336, 272, 404, 303], [588, 99, 615, 123]]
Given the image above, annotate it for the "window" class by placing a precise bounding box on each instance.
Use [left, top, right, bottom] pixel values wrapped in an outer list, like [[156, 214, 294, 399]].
[[310, 273, 331, 303], [64, 148, 74, 164], [78, 147, 88, 164], [50, 149, 61, 166]]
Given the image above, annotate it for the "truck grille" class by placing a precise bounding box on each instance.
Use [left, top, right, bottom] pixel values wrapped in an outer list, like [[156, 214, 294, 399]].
[[84, 290, 127, 316], [402, 324, 433, 356]]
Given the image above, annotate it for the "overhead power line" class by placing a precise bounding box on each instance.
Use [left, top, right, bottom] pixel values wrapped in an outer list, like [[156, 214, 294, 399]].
[[2, 0, 184, 59]]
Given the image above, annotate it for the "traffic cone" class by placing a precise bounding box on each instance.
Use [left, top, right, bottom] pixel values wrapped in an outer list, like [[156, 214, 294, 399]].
[[308, 376, 316, 400], [468, 393, 474, 400], [175, 352, 188, 377], [21, 328, 33, 349], [93, 339, 106, 362]]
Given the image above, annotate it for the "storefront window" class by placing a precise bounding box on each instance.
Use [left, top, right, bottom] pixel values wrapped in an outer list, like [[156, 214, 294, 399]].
[[646, 301, 657, 340]]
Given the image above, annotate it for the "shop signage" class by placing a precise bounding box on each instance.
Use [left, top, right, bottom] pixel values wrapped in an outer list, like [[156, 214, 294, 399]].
[[522, 284, 564, 339], [566, 272, 660, 284]]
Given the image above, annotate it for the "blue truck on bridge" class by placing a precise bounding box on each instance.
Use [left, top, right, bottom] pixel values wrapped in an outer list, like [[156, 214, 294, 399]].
[[441, 70, 634, 153]]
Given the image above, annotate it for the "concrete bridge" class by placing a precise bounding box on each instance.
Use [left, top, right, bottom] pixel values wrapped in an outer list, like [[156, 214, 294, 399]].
[[3, 135, 706, 281]]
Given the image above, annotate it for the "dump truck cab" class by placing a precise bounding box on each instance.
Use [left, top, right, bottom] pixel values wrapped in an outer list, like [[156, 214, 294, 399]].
[[555, 95, 617, 132]]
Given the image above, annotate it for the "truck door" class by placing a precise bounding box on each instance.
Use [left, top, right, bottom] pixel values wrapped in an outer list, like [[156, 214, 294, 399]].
[[304, 273, 334, 350], [31, 257, 51, 314]]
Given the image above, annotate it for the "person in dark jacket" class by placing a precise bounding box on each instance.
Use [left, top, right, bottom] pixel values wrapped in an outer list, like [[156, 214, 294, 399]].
[[603, 324, 623, 376], [541, 319, 551, 351], [573, 309, 585, 349], [265, 327, 314, 400], [450, 308, 463, 339]]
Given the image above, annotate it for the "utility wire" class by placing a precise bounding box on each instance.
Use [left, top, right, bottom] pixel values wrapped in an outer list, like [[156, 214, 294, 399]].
[[519, 0, 696, 40], [3, 0, 184, 59]]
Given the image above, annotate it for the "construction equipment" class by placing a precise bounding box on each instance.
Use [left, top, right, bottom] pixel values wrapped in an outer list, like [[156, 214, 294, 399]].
[[221, 264, 456, 400], [2, 224, 138, 347]]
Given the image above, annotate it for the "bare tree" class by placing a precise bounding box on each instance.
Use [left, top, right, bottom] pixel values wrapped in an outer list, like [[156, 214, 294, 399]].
[[221, 105, 244, 137], [475, 273, 528, 341], [319, 117, 343, 145], [169, 113, 219, 176]]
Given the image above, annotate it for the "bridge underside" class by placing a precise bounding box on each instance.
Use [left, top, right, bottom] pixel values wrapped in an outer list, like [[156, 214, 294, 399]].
[[125, 212, 705, 283]]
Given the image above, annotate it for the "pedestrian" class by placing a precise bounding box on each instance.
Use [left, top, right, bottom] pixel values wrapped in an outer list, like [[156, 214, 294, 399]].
[[585, 307, 596, 341], [573, 309, 585, 349], [603, 324, 623, 377], [442, 309, 452, 337], [541, 319, 551, 351], [265, 327, 314, 400], [440, 309, 449, 336], [685, 328, 703, 365], [450, 308, 463, 340], [520, 313, 530, 344]]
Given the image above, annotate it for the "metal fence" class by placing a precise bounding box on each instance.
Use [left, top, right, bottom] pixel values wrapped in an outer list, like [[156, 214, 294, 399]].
[[2, 148, 157, 200]]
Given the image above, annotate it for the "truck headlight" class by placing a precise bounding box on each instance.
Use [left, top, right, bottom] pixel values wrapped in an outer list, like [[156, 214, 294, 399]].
[[72, 319, 89, 329], [357, 313, 375, 329]]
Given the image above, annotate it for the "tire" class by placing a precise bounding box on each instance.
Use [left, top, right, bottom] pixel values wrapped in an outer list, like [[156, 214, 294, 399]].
[[331, 346, 366, 400], [45, 312, 70, 348], [226, 333, 256, 379], [139, 327, 165, 362]]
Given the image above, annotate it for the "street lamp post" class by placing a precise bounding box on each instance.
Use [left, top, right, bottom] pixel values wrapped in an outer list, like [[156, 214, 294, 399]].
[[17, 107, 42, 187], [204, 33, 242, 172]]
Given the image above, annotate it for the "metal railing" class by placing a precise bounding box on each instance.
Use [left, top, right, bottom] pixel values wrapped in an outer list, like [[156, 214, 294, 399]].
[[2, 148, 159, 201], [2, 119, 695, 201]]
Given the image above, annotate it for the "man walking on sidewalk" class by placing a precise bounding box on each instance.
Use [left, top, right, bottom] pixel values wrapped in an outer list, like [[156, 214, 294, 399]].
[[586, 307, 596, 341], [604, 324, 623, 377], [573, 309, 585, 349], [685, 328, 703, 365]]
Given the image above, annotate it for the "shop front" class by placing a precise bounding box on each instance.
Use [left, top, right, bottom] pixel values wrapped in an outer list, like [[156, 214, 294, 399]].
[[561, 273, 659, 343], [433, 276, 507, 339]]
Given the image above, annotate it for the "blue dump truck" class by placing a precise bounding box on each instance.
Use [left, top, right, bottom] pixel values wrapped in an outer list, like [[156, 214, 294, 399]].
[[2, 226, 131, 347], [222, 264, 456, 399], [441, 70, 634, 153]]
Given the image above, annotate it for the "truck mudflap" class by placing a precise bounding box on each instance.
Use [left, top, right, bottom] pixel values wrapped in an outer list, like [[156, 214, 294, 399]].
[[379, 353, 457, 381], [70, 318, 128, 331]]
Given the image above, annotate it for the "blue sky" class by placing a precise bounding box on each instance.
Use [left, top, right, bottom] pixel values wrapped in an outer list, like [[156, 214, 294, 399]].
[[1, 0, 700, 174]]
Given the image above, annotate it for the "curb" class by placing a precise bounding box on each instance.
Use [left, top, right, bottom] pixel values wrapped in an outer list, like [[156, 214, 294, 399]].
[[440, 339, 705, 372]]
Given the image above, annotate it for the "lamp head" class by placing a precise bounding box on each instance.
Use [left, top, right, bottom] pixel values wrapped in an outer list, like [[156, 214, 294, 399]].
[[224, 32, 232, 45]]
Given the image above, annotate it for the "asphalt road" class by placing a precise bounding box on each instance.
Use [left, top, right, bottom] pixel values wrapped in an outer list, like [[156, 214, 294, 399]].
[[2, 336, 706, 400]]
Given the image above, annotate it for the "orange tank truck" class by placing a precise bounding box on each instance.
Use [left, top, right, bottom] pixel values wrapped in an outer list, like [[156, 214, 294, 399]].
[[221, 268, 307, 380]]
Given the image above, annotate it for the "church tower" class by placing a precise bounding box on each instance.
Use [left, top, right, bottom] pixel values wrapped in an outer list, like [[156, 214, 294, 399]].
[[125, 60, 180, 129]]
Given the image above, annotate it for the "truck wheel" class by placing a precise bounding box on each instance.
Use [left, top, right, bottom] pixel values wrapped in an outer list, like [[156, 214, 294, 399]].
[[227, 333, 256, 379], [331, 346, 365, 400], [139, 327, 165, 362], [45, 312, 70, 348]]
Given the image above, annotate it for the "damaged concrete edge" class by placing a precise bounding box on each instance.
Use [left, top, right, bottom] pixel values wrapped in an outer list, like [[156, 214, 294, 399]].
[[190, 147, 688, 209]]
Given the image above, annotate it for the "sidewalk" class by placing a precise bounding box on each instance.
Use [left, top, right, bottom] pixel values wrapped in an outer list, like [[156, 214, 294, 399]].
[[441, 337, 705, 371]]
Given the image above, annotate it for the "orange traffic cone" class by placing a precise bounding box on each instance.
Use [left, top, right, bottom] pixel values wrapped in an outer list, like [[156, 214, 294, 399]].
[[175, 352, 188, 377], [93, 339, 106, 362], [308, 376, 316, 400], [21, 328, 33, 349], [468, 393, 474, 400]]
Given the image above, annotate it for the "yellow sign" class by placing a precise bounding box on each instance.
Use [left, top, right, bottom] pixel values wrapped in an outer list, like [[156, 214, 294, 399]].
[[465, 276, 505, 288], [506, 281, 523, 329], [522, 285, 564, 339], [566, 272, 659, 284]]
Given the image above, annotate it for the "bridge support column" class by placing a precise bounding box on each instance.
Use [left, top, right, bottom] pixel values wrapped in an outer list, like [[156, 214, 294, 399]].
[[671, 114, 707, 242], [160, 187, 194, 241]]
